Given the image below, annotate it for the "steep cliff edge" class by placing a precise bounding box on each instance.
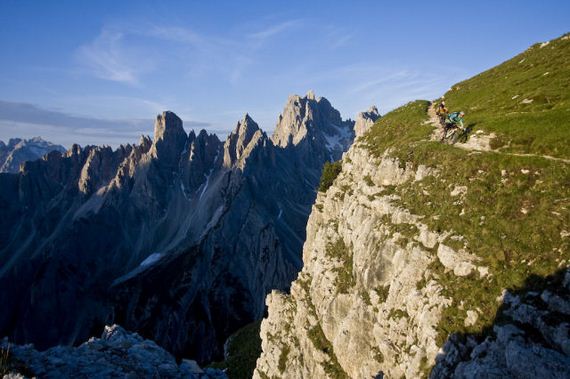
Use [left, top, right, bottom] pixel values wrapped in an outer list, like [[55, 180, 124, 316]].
[[255, 34, 570, 378]]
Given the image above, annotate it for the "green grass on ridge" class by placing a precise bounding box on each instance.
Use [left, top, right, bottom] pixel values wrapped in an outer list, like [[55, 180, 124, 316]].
[[442, 33, 570, 158], [360, 32, 570, 353]]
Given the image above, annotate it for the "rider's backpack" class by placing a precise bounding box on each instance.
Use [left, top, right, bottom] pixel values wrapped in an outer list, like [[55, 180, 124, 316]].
[[446, 112, 459, 123]]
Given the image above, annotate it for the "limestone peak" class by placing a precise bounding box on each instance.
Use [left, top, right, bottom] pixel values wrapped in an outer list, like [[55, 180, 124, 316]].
[[223, 114, 264, 167]]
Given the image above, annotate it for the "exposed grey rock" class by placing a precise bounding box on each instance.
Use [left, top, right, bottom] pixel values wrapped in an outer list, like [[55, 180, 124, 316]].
[[223, 114, 265, 168], [254, 138, 570, 379], [354, 105, 380, 137], [255, 147, 450, 379], [1, 325, 227, 379], [431, 269, 570, 379], [150, 111, 188, 167], [436, 243, 486, 277], [271, 90, 355, 161], [0, 136, 66, 173]]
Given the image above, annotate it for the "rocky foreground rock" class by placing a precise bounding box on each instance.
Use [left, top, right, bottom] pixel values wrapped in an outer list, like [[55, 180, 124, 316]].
[[431, 270, 570, 378], [1, 325, 227, 379]]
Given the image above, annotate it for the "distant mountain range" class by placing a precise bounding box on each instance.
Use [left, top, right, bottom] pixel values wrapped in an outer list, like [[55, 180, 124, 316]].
[[0, 91, 378, 363], [0, 137, 66, 173]]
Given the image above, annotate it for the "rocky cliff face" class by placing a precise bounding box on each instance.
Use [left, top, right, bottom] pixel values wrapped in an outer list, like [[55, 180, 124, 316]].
[[255, 140, 570, 378], [0, 93, 360, 364], [0, 137, 66, 173], [255, 146, 449, 379], [431, 269, 570, 378]]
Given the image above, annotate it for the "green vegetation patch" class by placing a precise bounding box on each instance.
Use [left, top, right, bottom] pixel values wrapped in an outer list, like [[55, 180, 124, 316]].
[[307, 324, 349, 379], [364, 175, 374, 186], [326, 238, 355, 294], [388, 309, 409, 320], [442, 33, 570, 158], [319, 161, 343, 192], [278, 344, 290, 373], [208, 321, 263, 379], [363, 100, 432, 161], [374, 285, 390, 303], [360, 290, 372, 306]]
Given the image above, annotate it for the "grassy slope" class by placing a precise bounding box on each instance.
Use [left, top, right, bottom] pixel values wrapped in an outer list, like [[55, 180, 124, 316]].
[[363, 34, 570, 348], [443, 33, 570, 158]]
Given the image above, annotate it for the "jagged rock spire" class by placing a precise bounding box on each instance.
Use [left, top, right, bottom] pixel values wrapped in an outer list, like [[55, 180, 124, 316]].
[[270, 91, 354, 158], [223, 113, 265, 167], [149, 111, 188, 165]]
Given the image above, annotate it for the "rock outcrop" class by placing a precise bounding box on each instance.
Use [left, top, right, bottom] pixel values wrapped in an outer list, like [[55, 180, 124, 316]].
[[1, 325, 227, 378], [354, 106, 380, 137], [0, 137, 66, 173], [431, 270, 570, 379], [272, 90, 355, 161], [255, 140, 570, 379], [223, 114, 266, 168], [255, 147, 449, 379]]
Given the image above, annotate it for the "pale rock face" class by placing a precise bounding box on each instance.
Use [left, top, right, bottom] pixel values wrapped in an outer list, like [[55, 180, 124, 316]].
[[255, 145, 452, 379], [436, 243, 484, 277], [354, 105, 381, 137]]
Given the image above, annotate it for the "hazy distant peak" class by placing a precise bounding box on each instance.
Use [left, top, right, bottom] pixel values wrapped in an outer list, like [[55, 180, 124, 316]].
[[0, 136, 66, 173]]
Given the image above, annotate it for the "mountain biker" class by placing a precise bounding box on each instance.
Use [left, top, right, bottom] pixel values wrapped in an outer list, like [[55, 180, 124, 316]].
[[435, 101, 448, 124], [441, 111, 465, 142]]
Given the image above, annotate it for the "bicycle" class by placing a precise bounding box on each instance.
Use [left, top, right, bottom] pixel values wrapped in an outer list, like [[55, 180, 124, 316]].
[[441, 124, 471, 144]]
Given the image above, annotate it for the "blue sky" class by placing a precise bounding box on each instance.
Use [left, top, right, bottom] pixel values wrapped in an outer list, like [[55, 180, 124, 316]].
[[0, 1, 568, 147]]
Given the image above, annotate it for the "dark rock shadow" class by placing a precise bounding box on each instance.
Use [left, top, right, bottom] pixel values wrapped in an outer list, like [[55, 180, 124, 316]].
[[430, 267, 570, 378]]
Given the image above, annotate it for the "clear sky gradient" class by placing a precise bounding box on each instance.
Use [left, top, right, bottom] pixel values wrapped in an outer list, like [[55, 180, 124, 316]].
[[0, 0, 568, 147]]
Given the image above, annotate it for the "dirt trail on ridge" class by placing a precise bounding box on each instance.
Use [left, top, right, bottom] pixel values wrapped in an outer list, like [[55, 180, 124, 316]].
[[427, 102, 570, 164]]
